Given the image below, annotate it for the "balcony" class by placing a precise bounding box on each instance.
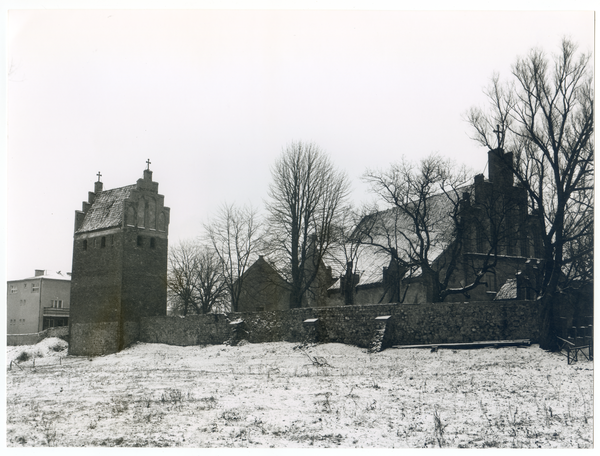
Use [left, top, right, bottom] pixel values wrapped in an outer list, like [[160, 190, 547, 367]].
[[43, 307, 70, 318]]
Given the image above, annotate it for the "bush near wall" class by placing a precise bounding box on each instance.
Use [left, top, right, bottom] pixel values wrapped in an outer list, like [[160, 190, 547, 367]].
[[140, 300, 542, 349]]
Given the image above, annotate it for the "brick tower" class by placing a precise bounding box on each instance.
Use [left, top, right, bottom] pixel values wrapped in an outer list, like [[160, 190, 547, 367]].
[[69, 163, 170, 356]]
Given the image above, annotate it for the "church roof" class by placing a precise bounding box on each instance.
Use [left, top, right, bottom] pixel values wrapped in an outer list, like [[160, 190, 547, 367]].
[[76, 185, 136, 233], [331, 190, 463, 289]]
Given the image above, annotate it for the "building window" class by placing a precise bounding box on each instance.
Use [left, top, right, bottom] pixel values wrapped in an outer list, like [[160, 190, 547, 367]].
[[83, 239, 88, 250], [32, 284, 40, 293], [20, 299, 26, 306], [137, 236, 143, 247], [485, 272, 497, 291], [101, 236, 106, 248], [507, 239, 516, 256], [521, 236, 529, 257], [10, 286, 17, 294], [476, 227, 486, 253], [51, 300, 63, 308], [150, 237, 156, 249], [533, 236, 543, 258]]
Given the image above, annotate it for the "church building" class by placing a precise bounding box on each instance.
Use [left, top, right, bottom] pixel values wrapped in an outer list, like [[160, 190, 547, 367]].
[[69, 163, 170, 356]]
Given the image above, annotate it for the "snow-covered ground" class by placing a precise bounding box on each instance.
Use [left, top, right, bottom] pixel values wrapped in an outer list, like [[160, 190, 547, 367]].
[[6, 337, 593, 448]]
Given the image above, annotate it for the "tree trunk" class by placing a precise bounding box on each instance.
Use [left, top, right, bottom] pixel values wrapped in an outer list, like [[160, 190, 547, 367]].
[[538, 294, 560, 351]]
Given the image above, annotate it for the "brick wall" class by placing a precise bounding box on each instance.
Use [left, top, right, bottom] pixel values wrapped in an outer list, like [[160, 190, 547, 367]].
[[140, 300, 541, 349]]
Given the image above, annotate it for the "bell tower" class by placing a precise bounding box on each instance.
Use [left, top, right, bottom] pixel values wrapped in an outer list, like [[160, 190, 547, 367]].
[[69, 163, 170, 356]]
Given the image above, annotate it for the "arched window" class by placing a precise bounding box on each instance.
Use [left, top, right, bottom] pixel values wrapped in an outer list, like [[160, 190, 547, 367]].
[[148, 199, 156, 230], [137, 236, 143, 247], [150, 237, 156, 249], [521, 235, 530, 257], [83, 239, 87, 250], [137, 199, 145, 228], [476, 226, 486, 253], [101, 236, 106, 248], [158, 212, 165, 231], [126, 206, 136, 227]]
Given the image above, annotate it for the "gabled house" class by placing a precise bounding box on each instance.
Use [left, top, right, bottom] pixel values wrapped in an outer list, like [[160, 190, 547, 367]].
[[328, 148, 544, 305], [236, 256, 291, 312], [235, 253, 335, 312]]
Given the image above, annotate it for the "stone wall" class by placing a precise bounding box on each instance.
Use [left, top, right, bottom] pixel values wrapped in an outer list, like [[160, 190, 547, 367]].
[[7, 325, 70, 346], [140, 300, 541, 349], [69, 322, 120, 356], [140, 314, 230, 346]]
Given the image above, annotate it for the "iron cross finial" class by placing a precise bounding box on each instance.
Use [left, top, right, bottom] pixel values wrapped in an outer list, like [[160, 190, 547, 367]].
[[146, 159, 151, 170], [492, 124, 503, 149], [96, 171, 102, 182]]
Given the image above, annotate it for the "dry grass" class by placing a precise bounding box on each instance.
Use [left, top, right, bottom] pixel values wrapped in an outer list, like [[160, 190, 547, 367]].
[[5, 341, 594, 448]]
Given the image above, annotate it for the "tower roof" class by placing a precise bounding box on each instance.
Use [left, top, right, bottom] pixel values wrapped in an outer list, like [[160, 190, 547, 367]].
[[76, 185, 136, 233]]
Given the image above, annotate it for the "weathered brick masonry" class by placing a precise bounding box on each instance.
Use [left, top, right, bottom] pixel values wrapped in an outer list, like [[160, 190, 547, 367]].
[[140, 300, 541, 349]]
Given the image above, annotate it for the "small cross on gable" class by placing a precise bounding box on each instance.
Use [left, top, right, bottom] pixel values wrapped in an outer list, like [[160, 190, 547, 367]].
[[146, 159, 151, 170], [96, 171, 102, 182]]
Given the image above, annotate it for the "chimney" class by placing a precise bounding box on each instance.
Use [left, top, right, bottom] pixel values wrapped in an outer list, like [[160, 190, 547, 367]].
[[460, 191, 471, 211], [34, 269, 45, 277], [488, 148, 513, 188], [94, 171, 103, 194], [344, 261, 355, 306]]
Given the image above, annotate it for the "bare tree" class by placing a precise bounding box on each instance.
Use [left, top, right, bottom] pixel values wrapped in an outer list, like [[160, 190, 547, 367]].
[[466, 38, 594, 297], [328, 204, 370, 305], [205, 203, 262, 312], [265, 141, 350, 308], [362, 153, 518, 302], [167, 241, 228, 315]]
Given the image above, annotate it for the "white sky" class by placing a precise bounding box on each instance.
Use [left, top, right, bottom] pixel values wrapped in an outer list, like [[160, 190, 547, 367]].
[[3, 2, 595, 281]]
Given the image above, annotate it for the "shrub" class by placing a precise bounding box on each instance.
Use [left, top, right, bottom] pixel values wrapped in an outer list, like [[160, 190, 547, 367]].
[[49, 342, 66, 352], [16, 351, 30, 363]]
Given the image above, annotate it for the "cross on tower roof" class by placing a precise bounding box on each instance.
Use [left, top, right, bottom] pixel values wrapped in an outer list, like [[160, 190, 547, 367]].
[[96, 171, 102, 182], [492, 124, 504, 149], [146, 159, 151, 170]]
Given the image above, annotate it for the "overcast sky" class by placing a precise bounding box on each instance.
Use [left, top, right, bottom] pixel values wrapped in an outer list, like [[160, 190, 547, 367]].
[[4, 4, 594, 280]]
